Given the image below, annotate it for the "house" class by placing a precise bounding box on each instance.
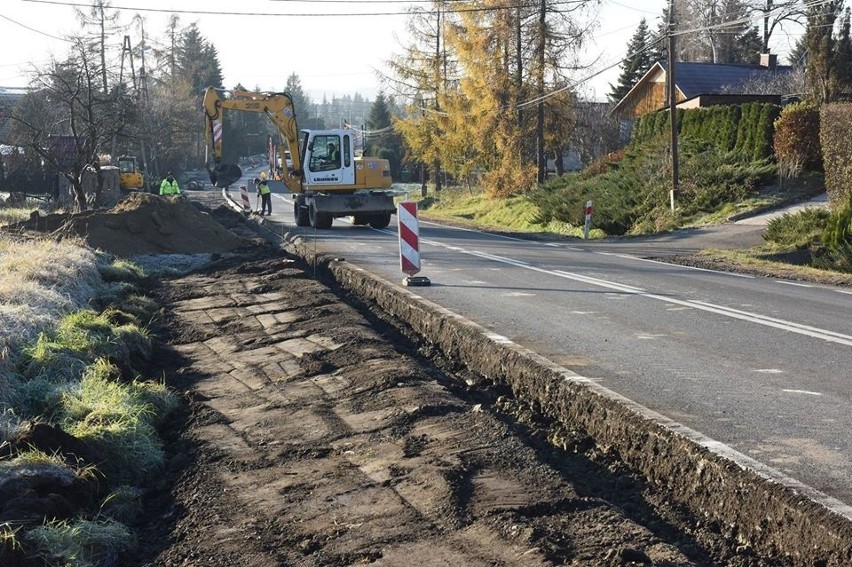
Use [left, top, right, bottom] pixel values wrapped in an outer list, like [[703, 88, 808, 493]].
[[612, 54, 797, 118]]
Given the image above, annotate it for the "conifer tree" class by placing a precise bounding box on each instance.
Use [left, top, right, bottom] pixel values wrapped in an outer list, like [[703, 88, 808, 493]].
[[367, 92, 403, 178], [608, 18, 652, 103], [177, 24, 223, 94], [834, 8, 852, 97], [804, 0, 844, 102]]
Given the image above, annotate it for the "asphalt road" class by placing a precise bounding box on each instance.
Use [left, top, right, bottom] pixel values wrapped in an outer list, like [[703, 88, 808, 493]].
[[221, 174, 852, 511]]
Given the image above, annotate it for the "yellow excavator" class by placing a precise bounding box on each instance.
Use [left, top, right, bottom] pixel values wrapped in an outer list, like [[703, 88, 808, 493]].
[[202, 87, 394, 229], [117, 155, 144, 190]]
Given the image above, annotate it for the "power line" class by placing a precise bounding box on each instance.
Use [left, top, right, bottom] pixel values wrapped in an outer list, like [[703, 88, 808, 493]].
[[19, 0, 593, 18], [0, 13, 72, 42]]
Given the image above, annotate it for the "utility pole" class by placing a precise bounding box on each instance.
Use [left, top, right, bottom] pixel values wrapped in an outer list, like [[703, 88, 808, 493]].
[[667, 0, 679, 212]]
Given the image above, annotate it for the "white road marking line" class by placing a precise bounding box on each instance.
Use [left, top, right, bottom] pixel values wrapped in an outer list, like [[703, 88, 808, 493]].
[[836, 290, 852, 295], [387, 231, 852, 347], [636, 334, 668, 340], [753, 369, 784, 374], [628, 256, 757, 278], [548, 271, 852, 347], [504, 292, 536, 297], [775, 280, 812, 287], [419, 219, 530, 242], [782, 389, 822, 396], [690, 301, 852, 343]]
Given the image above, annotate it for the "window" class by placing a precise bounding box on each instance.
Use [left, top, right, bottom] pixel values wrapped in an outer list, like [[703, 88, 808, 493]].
[[343, 135, 351, 168], [309, 134, 341, 172]]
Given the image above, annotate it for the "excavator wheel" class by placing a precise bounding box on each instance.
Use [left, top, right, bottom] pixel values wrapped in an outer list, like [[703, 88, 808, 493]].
[[308, 202, 333, 229], [294, 201, 310, 227], [368, 213, 392, 229]]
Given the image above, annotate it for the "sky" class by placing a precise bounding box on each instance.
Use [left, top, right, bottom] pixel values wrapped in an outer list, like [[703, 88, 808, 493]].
[[1, 0, 805, 103]]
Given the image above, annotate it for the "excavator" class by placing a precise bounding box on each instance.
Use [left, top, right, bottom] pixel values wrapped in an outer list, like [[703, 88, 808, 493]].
[[202, 87, 394, 229], [117, 155, 144, 191]]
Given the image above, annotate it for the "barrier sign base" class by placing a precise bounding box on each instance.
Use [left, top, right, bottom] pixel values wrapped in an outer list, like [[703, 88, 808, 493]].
[[403, 275, 431, 287]]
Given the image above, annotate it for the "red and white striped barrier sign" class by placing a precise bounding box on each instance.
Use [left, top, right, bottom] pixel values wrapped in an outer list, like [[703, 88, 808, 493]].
[[213, 119, 223, 146], [240, 185, 251, 212], [398, 202, 430, 286], [398, 202, 421, 275], [583, 199, 593, 240]]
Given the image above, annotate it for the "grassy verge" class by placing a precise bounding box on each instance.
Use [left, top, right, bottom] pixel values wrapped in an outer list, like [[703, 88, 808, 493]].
[[415, 187, 606, 239], [415, 145, 822, 240], [0, 231, 183, 565]]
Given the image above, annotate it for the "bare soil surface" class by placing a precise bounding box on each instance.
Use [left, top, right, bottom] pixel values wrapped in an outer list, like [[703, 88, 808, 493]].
[[138, 247, 741, 567], [3, 191, 846, 566], [8, 191, 256, 256]]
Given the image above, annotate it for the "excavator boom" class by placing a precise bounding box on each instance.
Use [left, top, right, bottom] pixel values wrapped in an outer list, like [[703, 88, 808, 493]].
[[203, 87, 304, 191]]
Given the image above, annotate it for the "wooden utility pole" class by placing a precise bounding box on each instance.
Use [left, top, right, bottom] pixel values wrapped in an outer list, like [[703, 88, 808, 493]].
[[667, 0, 679, 211]]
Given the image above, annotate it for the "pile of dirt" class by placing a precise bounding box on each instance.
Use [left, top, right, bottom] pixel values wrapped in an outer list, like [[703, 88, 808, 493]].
[[9, 192, 253, 258]]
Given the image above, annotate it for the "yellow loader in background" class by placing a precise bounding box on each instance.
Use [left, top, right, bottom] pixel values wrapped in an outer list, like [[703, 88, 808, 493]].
[[118, 155, 144, 190]]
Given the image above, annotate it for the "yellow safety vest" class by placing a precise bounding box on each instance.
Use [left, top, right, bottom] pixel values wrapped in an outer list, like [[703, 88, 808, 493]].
[[160, 178, 180, 196], [257, 181, 271, 196]]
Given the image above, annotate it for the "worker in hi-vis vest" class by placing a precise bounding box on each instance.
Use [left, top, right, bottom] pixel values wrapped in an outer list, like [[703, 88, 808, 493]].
[[255, 173, 272, 216], [159, 172, 181, 196]]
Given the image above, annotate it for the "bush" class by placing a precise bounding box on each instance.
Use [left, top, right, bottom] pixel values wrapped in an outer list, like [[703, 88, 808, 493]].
[[819, 193, 852, 272], [764, 208, 830, 248], [529, 138, 775, 236], [819, 103, 852, 206], [773, 102, 821, 178]]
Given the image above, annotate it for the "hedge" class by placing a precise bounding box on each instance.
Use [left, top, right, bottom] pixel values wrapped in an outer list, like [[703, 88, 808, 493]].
[[631, 102, 780, 162], [819, 103, 852, 206]]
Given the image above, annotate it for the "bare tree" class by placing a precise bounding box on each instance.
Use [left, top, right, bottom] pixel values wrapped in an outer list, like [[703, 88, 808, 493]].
[[719, 65, 805, 94], [677, 0, 758, 63], [9, 40, 134, 211], [746, 0, 806, 53], [74, 0, 121, 94]]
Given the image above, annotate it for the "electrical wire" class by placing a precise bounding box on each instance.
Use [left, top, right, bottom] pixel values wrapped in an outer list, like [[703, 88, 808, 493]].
[[18, 0, 593, 18], [0, 13, 73, 42]]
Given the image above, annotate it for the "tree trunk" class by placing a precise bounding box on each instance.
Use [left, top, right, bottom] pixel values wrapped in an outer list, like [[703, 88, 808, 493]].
[[71, 180, 87, 213]]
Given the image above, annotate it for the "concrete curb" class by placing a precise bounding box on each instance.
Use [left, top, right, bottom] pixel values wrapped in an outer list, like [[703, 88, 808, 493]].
[[282, 233, 852, 566]]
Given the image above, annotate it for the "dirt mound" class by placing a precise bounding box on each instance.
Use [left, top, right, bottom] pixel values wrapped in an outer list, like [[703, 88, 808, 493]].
[[12, 192, 252, 258]]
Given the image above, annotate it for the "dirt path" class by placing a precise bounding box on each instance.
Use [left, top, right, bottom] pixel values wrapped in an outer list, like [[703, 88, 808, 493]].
[[132, 197, 785, 566]]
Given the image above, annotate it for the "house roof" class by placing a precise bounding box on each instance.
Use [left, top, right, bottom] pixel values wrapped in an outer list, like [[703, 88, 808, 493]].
[[612, 61, 795, 116], [673, 61, 794, 98]]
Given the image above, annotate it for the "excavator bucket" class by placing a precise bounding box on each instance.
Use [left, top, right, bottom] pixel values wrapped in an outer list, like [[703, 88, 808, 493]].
[[211, 164, 243, 188]]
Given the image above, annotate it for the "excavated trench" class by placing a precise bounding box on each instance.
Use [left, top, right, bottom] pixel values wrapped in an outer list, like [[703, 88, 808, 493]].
[[278, 226, 852, 567]]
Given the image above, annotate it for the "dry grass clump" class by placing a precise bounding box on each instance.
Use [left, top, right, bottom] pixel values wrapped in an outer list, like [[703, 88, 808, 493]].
[[0, 236, 102, 362], [28, 518, 136, 567], [62, 359, 176, 484]]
